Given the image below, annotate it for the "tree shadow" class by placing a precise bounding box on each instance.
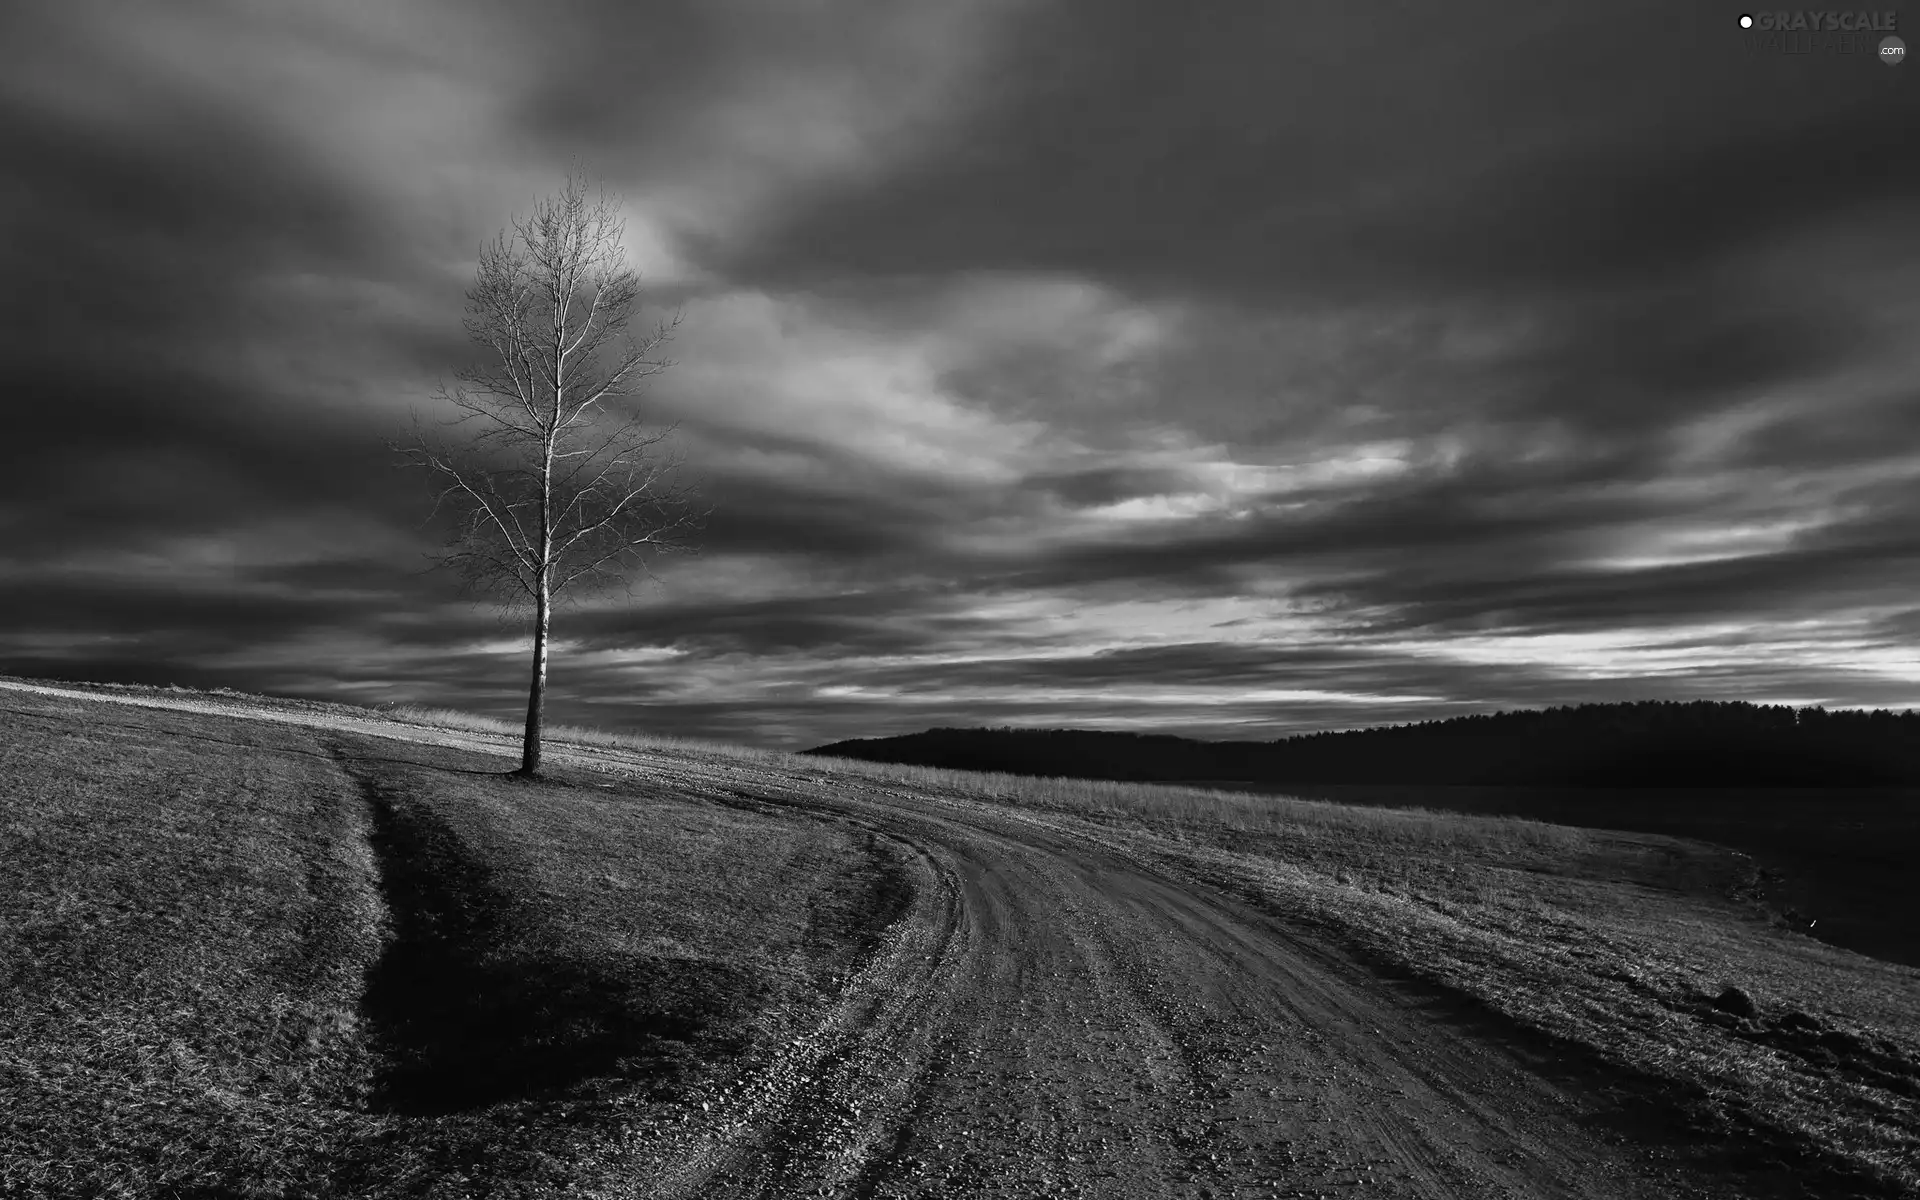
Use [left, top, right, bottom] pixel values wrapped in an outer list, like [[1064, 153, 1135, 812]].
[[349, 761, 756, 1115]]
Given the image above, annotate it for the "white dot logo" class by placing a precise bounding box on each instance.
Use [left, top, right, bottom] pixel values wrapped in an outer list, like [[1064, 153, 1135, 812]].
[[1882, 35, 1907, 65], [1738, 13, 1754, 28]]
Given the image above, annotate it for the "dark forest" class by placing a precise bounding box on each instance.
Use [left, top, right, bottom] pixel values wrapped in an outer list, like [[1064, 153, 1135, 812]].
[[807, 701, 1920, 787]]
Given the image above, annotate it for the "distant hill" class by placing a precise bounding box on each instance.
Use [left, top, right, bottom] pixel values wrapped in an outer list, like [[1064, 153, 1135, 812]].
[[803, 701, 1920, 787]]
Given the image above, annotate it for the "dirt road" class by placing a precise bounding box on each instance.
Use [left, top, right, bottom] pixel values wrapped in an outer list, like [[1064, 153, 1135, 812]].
[[596, 759, 1710, 1200], [0, 680, 1722, 1198]]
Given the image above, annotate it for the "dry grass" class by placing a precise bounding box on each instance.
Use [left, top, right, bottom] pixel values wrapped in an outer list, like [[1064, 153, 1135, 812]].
[[379, 702, 786, 766], [381, 702, 1588, 862], [7, 681, 1915, 1195], [0, 693, 384, 1198], [321, 733, 910, 1198], [0, 689, 908, 1198], [1191, 844, 1920, 1196]]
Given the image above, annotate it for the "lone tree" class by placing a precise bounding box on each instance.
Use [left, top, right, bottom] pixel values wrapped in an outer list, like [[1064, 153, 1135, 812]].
[[400, 174, 701, 776]]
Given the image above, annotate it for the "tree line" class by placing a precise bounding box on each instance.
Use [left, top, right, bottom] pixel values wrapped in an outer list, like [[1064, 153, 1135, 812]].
[[805, 700, 1920, 787]]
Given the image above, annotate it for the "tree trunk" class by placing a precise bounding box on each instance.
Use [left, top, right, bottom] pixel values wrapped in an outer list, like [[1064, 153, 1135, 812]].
[[518, 581, 550, 776]]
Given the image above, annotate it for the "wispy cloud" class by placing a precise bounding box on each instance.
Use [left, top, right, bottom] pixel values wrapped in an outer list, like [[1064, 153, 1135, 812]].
[[2, 0, 1916, 746]]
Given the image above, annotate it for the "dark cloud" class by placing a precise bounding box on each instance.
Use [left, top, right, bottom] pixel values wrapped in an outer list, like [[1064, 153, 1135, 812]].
[[1, 0, 1915, 747], [569, 587, 969, 659], [715, 1, 1920, 303], [1493, 281, 1875, 427], [1735, 383, 1920, 471], [1008, 452, 1654, 586], [686, 443, 984, 563], [1026, 466, 1202, 509]]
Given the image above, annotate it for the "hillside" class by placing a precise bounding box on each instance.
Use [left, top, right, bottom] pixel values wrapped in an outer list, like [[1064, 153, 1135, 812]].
[[6, 678, 1918, 1198], [805, 700, 1920, 787], [0, 682, 905, 1198]]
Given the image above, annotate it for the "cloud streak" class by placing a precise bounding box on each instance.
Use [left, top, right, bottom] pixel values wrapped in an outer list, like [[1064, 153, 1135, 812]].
[[2, 0, 1916, 747]]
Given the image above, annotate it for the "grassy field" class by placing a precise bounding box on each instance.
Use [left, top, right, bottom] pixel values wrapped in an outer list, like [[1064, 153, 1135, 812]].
[[1, 693, 381, 1196], [5, 679, 1918, 1196], [0, 688, 907, 1198], [1160, 779, 1920, 970]]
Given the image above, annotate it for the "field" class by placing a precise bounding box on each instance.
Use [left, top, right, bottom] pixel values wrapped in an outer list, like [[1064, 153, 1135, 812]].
[[2, 676, 1917, 1198], [1161, 779, 1920, 969], [0, 686, 906, 1198]]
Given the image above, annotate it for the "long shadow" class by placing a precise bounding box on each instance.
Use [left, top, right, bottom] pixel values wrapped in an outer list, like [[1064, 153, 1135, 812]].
[[341, 753, 753, 1115]]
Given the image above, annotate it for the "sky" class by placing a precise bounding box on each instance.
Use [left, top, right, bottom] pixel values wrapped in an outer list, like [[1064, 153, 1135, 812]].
[[2, 1, 1917, 749]]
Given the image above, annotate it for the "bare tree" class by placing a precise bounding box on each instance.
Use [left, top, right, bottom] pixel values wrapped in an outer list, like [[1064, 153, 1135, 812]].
[[398, 174, 701, 776]]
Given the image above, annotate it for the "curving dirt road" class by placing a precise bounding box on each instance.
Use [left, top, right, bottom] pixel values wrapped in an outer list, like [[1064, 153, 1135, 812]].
[[580, 754, 1717, 1200], [0, 680, 1723, 1199]]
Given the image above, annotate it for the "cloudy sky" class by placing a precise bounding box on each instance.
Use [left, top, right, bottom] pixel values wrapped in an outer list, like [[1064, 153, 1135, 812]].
[[2, 1, 1917, 749]]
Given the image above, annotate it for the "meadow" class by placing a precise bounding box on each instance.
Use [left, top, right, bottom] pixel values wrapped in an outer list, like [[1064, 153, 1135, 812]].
[[1159, 779, 1920, 969], [0, 687, 904, 1198], [3, 679, 1916, 1196]]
